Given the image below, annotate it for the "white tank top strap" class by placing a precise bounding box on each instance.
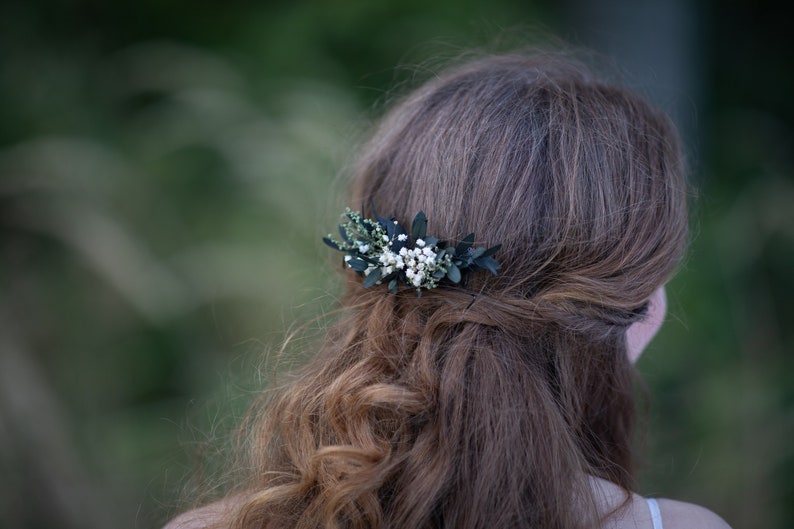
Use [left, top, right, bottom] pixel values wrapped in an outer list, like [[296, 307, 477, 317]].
[[646, 498, 663, 529]]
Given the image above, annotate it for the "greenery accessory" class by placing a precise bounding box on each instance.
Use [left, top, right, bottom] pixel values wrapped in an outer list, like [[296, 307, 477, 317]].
[[323, 208, 501, 294]]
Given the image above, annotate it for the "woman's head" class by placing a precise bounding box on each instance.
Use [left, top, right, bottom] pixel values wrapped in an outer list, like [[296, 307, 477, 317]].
[[236, 52, 688, 529], [351, 53, 687, 313]]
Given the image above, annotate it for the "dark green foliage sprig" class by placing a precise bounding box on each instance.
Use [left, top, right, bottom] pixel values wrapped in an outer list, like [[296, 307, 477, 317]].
[[323, 208, 501, 294]]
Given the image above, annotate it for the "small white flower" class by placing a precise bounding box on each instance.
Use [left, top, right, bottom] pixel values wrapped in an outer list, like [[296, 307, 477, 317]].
[[417, 263, 425, 271], [383, 235, 389, 242], [406, 269, 415, 279], [416, 238, 425, 247], [397, 233, 408, 242], [359, 244, 370, 253], [423, 247, 435, 257], [399, 247, 409, 257]]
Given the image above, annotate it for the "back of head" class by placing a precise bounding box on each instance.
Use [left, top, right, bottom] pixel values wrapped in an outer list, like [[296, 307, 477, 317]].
[[236, 52, 688, 529]]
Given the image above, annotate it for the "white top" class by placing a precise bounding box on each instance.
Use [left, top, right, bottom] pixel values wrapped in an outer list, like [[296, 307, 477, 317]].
[[646, 498, 663, 529]]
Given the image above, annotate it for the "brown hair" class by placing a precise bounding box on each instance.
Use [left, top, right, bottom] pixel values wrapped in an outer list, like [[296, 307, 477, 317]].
[[227, 52, 688, 529]]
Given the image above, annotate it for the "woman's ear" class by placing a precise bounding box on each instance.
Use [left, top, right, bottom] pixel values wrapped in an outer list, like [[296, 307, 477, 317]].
[[626, 287, 667, 363]]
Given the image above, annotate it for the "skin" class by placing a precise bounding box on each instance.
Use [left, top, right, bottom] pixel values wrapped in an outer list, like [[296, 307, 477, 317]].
[[627, 287, 668, 364]]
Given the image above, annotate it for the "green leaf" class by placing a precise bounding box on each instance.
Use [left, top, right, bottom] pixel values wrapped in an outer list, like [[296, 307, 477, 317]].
[[475, 256, 501, 275], [338, 225, 351, 243], [362, 268, 382, 288], [455, 233, 475, 254], [480, 244, 501, 258], [388, 278, 399, 293], [470, 247, 486, 259], [348, 258, 368, 272], [376, 214, 393, 239], [446, 263, 462, 283], [322, 237, 340, 250], [412, 211, 427, 241]]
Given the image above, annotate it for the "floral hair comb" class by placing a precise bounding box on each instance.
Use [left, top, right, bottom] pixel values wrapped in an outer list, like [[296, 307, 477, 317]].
[[323, 208, 501, 294]]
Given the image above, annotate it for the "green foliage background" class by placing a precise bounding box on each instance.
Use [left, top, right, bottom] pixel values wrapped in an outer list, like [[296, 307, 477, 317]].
[[0, 1, 791, 528]]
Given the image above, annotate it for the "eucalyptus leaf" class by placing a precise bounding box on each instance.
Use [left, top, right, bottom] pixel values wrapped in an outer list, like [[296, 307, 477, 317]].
[[476, 256, 500, 275], [480, 244, 501, 258], [338, 225, 350, 243], [362, 268, 382, 288], [348, 258, 368, 272], [412, 211, 427, 241], [447, 263, 462, 283], [385, 216, 396, 239], [455, 233, 475, 254], [322, 237, 340, 250]]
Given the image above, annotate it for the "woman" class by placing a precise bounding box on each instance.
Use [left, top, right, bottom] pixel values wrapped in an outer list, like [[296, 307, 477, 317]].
[[167, 52, 731, 529]]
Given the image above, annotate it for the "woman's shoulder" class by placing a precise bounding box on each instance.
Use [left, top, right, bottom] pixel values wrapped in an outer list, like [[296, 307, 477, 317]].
[[162, 497, 242, 529], [591, 477, 730, 529], [162, 486, 732, 529], [653, 498, 732, 529]]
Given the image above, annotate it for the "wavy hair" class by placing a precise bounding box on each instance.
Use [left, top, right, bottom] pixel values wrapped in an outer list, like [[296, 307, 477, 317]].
[[225, 52, 688, 529]]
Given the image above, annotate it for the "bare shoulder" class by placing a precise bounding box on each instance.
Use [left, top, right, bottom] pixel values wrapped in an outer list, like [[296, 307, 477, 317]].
[[656, 498, 732, 529], [163, 498, 241, 529]]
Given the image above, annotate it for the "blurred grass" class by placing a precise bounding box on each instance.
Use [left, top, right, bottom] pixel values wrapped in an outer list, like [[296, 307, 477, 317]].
[[0, 1, 792, 528]]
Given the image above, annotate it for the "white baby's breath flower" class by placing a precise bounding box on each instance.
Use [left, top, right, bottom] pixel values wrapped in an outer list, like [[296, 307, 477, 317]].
[[382, 235, 389, 242], [416, 238, 425, 247], [397, 233, 408, 241], [359, 244, 370, 253]]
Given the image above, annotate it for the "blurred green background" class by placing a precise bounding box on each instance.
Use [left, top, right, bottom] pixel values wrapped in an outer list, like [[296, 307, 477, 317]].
[[0, 1, 791, 528]]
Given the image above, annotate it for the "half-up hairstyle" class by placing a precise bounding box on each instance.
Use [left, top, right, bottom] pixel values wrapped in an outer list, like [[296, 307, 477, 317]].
[[227, 52, 688, 529]]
